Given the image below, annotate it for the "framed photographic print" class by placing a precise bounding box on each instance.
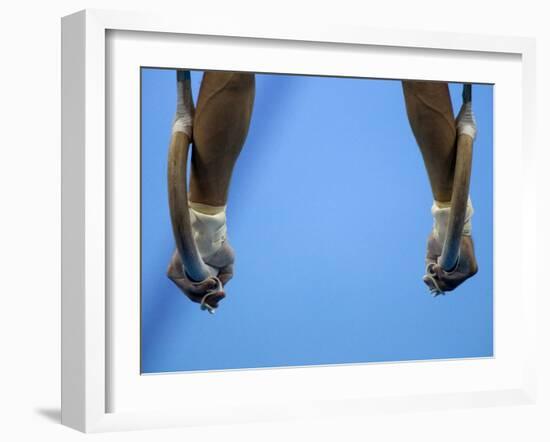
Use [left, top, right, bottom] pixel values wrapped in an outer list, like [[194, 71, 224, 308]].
[[61, 9, 538, 433]]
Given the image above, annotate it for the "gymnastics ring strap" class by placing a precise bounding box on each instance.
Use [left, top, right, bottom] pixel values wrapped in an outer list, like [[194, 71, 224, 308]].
[[168, 70, 222, 313]]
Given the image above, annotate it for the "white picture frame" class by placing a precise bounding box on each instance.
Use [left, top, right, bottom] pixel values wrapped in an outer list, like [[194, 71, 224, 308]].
[[61, 9, 538, 433]]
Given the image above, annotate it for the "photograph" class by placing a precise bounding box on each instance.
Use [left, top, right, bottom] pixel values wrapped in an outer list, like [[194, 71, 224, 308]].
[[140, 68, 493, 374]]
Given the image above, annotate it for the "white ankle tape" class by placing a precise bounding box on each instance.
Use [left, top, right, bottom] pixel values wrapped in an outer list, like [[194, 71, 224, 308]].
[[172, 71, 194, 137], [456, 101, 477, 140], [431, 197, 474, 244], [189, 204, 227, 260]]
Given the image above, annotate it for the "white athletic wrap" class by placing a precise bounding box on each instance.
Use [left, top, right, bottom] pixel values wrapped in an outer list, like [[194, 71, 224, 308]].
[[431, 198, 474, 244], [172, 73, 194, 137], [456, 101, 477, 140], [189, 204, 228, 260]]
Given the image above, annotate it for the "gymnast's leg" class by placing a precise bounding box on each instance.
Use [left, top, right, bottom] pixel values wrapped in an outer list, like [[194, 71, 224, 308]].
[[402, 80, 477, 292]]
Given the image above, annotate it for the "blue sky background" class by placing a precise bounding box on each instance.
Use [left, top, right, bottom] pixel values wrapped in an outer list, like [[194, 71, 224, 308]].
[[141, 69, 493, 374]]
